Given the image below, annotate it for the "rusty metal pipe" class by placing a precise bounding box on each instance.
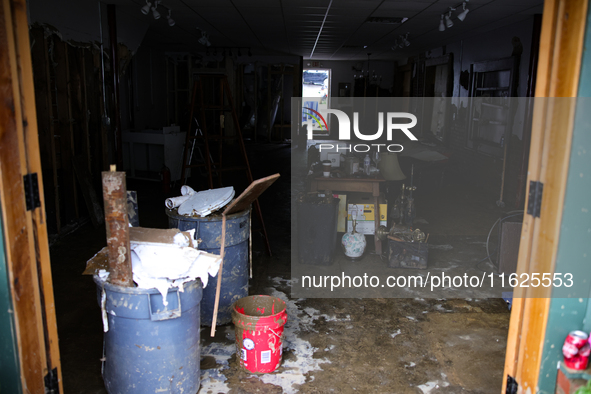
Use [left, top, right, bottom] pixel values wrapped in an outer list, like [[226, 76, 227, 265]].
[[102, 169, 133, 286]]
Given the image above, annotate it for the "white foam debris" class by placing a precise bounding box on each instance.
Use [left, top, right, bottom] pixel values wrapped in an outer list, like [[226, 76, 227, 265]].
[[98, 269, 110, 281], [391, 329, 402, 339], [324, 345, 335, 352], [459, 335, 472, 340], [434, 304, 452, 313], [321, 314, 351, 322], [271, 277, 292, 287], [172, 229, 195, 247], [417, 381, 438, 393], [199, 342, 234, 393], [417, 373, 450, 393], [405, 362, 416, 368], [130, 242, 221, 306], [406, 316, 416, 321]]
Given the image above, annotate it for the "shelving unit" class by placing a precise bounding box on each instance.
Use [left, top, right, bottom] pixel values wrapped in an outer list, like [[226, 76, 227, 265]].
[[467, 56, 519, 156]]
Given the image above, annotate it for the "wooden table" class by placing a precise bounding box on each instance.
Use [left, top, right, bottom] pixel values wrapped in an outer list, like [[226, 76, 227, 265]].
[[309, 175, 386, 254]]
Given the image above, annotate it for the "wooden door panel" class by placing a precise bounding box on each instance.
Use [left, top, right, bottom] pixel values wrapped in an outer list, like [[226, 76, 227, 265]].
[[0, 0, 63, 392], [502, 0, 589, 392]]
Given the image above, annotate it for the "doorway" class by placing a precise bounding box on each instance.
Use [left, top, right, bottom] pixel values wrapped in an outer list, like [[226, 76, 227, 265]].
[[302, 68, 331, 137], [422, 55, 454, 143]]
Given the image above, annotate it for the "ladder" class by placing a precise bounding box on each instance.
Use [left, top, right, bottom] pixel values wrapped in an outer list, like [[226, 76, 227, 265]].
[[180, 74, 272, 256]]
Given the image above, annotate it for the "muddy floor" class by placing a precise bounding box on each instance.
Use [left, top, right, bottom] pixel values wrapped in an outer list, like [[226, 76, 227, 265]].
[[199, 279, 509, 394], [52, 142, 514, 393], [196, 143, 512, 393]]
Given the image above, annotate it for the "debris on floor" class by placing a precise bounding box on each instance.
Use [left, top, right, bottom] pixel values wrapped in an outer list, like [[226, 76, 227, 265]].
[[199, 278, 331, 394], [84, 227, 222, 303], [417, 372, 450, 393]]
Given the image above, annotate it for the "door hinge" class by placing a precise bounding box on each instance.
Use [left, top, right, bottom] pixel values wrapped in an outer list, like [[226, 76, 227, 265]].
[[506, 375, 518, 394], [527, 180, 543, 218], [23, 173, 41, 211], [44, 367, 59, 393]]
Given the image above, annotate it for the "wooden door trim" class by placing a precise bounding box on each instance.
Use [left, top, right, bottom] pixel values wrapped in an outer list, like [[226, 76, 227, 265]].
[[12, 0, 63, 389], [502, 0, 588, 392], [0, 0, 63, 392]]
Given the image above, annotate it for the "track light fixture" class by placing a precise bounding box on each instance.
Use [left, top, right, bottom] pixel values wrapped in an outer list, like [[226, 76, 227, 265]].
[[457, 1, 469, 21], [141, 1, 175, 26], [141, 1, 151, 15], [438, 1, 469, 31], [445, 10, 454, 28], [151, 1, 161, 19], [401, 32, 410, 47], [167, 9, 175, 26], [198, 30, 211, 46]]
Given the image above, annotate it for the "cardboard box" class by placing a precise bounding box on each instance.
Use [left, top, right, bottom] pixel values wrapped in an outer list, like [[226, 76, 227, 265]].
[[347, 220, 387, 234], [346, 193, 387, 235]]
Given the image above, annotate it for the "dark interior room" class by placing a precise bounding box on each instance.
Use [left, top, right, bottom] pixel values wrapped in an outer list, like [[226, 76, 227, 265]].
[[2, 0, 591, 393]]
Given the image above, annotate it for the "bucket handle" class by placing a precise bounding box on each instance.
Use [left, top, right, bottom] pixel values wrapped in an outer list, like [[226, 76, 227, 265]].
[[148, 291, 182, 321], [269, 328, 282, 339]]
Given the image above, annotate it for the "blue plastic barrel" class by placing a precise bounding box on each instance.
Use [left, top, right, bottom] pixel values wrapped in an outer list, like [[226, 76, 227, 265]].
[[94, 276, 202, 394], [166, 207, 249, 326]]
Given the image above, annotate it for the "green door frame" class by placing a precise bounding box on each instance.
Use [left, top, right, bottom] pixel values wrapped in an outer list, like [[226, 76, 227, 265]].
[[0, 200, 22, 393]]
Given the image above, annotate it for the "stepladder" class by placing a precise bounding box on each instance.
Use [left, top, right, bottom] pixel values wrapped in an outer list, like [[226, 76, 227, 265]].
[[180, 73, 273, 256]]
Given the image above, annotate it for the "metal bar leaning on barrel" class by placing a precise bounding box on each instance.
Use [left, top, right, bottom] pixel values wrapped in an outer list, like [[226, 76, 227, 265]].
[[210, 173, 281, 336], [102, 165, 133, 287]]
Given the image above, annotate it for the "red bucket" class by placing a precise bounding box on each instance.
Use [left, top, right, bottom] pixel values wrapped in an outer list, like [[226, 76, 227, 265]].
[[231, 295, 288, 373]]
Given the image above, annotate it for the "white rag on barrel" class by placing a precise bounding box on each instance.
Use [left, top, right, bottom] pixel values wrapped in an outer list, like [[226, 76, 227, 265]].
[[130, 242, 221, 306]]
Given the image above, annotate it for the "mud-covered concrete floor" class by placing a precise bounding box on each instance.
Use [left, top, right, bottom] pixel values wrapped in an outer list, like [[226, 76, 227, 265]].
[[51, 142, 515, 393]]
